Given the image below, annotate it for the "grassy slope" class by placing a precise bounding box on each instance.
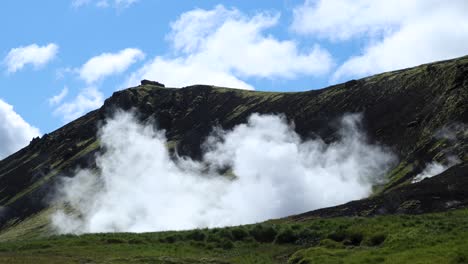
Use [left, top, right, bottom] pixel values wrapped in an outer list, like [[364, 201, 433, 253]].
[[0, 209, 467, 263]]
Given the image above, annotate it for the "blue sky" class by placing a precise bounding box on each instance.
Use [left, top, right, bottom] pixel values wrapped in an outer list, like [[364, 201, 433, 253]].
[[1, 0, 467, 158]]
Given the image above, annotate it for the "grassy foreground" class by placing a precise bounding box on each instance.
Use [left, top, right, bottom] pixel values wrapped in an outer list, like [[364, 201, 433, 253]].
[[0, 209, 467, 263]]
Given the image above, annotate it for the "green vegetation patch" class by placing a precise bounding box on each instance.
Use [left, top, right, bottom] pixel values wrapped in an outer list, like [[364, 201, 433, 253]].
[[4, 139, 100, 206], [381, 161, 416, 191], [0, 209, 467, 263]]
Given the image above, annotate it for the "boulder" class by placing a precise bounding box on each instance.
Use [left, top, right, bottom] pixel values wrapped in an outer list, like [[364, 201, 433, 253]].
[[140, 79, 165, 87]]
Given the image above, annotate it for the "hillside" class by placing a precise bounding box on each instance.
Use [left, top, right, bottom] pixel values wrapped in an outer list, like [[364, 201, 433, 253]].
[[0, 55, 466, 263]]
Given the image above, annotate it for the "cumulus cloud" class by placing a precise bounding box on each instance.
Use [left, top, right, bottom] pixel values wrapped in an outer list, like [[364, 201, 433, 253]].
[[0, 99, 40, 159], [52, 48, 142, 121], [79, 48, 145, 84], [48, 87, 69, 106], [292, 0, 468, 81], [126, 5, 333, 90], [53, 87, 104, 122], [292, 0, 413, 40], [52, 111, 395, 233], [72, 0, 138, 9], [3, 43, 58, 73]]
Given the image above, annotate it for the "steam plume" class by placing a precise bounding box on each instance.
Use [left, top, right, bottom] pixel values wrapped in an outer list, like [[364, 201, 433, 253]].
[[52, 111, 395, 233], [412, 123, 465, 183]]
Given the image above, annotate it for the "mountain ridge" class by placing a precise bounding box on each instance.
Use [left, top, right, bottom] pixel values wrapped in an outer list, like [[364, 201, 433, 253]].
[[0, 55, 466, 240]]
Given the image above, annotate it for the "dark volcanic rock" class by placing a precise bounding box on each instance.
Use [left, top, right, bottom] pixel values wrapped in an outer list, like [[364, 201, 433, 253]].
[[290, 163, 468, 220], [141, 79, 165, 87]]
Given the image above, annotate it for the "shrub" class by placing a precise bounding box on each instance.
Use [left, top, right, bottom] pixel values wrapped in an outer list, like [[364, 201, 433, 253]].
[[296, 228, 321, 245], [128, 238, 147, 245], [319, 238, 344, 249], [343, 231, 363, 246], [231, 227, 249, 241], [291, 224, 302, 230], [275, 228, 298, 244], [328, 231, 346, 242], [452, 251, 468, 264], [206, 234, 221, 243], [18, 243, 52, 250], [367, 233, 386, 246], [189, 241, 205, 248], [186, 230, 206, 241], [249, 224, 278, 243], [204, 243, 215, 250], [103, 238, 126, 244], [163, 235, 180, 243], [217, 229, 234, 241], [219, 239, 234, 250]]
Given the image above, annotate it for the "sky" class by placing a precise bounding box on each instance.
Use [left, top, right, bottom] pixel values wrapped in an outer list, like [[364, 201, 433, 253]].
[[1, 0, 468, 159]]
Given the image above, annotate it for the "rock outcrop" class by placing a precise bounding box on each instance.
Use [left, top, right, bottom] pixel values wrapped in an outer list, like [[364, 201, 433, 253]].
[[140, 79, 165, 87]]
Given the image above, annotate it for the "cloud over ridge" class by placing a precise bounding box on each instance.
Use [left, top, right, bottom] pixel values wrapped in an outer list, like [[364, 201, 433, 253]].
[[292, 0, 468, 81], [0, 99, 40, 159], [126, 5, 333, 90], [79, 48, 145, 84]]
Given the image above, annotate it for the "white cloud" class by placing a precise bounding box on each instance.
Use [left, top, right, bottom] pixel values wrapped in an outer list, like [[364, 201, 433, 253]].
[[3, 43, 58, 73], [292, 0, 468, 81], [52, 112, 395, 233], [53, 87, 104, 122], [54, 48, 143, 121], [126, 5, 333, 90], [79, 48, 145, 84], [48, 87, 69, 106], [72, 0, 90, 7], [0, 99, 40, 159], [292, 0, 415, 41], [72, 0, 138, 9]]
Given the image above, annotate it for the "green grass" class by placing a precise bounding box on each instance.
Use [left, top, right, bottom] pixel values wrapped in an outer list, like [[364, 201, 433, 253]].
[[381, 161, 416, 191], [0, 207, 55, 242], [0, 208, 467, 263]]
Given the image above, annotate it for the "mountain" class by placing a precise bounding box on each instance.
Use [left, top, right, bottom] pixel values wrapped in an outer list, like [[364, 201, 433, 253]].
[[0, 56, 466, 263]]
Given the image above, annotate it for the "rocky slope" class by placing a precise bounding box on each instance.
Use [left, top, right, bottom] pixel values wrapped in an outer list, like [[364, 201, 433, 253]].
[[0, 55, 467, 237]]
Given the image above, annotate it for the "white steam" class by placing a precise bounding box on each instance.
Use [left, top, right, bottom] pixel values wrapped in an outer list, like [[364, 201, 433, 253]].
[[52, 112, 395, 233], [411, 162, 447, 183], [412, 157, 461, 183], [412, 123, 465, 183]]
